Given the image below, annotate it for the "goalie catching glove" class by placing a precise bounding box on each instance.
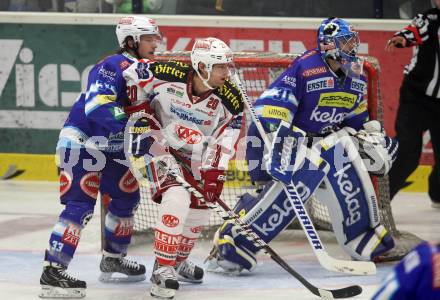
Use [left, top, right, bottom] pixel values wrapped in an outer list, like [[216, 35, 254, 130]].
[[346, 120, 398, 176]]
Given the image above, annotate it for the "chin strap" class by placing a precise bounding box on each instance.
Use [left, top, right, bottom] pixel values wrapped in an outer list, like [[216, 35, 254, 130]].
[[133, 42, 142, 59], [194, 68, 215, 90], [123, 42, 141, 60]]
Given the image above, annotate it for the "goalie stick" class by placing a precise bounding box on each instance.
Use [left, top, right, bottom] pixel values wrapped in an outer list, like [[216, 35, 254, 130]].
[[231, 73, 376, 276], [146, 158, 363, 300]]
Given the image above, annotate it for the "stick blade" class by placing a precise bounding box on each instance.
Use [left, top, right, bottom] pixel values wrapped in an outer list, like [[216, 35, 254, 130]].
[[324, 260, 376, 275], [318, 285, 362, 299], [318, 252, 377, 275]]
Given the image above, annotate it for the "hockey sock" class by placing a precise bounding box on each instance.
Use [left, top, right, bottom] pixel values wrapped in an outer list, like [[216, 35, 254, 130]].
[[46, 218, 83, 266], [154, 186, 191, 266], [104, 212, 134, 254], [176, 208, 210, 263]]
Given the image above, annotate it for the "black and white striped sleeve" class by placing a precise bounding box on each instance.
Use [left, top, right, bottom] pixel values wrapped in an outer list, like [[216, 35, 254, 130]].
[[394, 13, 430, 46]]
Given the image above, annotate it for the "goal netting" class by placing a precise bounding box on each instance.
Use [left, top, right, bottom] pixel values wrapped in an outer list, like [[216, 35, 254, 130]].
[[116, 51, 422, 261]]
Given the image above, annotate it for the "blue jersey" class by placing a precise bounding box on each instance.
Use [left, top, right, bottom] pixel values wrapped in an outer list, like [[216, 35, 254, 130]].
[[57, 52, 137, 153], [372, 242, 440, 300], [254, 49, 369, 135]]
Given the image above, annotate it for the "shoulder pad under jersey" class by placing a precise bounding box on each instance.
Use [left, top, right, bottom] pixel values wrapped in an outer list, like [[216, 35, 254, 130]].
[[150, 60, 190, 83], [100, 54, 134, 72], [214, 80, 244, 115]]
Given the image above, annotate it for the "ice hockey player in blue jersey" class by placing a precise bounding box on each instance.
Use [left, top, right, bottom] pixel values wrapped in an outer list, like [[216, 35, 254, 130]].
[[372, 241, 440, 300], [206, 17, 399, 274], [39, 16, 162, 298]]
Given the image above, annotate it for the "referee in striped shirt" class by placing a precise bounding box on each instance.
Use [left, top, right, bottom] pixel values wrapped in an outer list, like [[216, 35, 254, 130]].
[[386, 0, 440, 208]]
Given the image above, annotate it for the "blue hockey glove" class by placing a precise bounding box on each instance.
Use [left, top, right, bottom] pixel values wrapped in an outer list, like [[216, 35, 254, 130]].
[[127, 117, 153, 158], [265, 121, 306, 184], [382, 136, 398, 165]]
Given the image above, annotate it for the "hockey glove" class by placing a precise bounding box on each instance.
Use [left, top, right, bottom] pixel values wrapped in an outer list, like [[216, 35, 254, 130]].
[[362, 120, 398, 172], [265, 121, 305, 184], [201, 169, 226, 203], [346, 121, 399, 176], [127, 117, 153, 158], [383, 136, 398, 164]]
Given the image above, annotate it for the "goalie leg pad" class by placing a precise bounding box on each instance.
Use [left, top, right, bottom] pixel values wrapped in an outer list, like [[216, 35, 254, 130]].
[[211, 183, 288, 273], [214, 220, 259, 272], [212, 155, 328, 272], [346, 224, 395, 260], [316, 129, 394, 260], [218, 181, 298, 259], [246, 140, 329, 243]]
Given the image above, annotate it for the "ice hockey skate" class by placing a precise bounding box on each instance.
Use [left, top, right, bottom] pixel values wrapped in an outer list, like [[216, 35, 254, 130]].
[[205, 230, 244, 275], [175, 259, 204, 283], [39, 261, 86, 298], [150, 260, 179, 299], [205, 247, 243, 275], [98, 251, 146, 283]]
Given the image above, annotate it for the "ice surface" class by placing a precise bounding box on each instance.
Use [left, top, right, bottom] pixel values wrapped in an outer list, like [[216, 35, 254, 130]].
[[1, 181, 438, 300]]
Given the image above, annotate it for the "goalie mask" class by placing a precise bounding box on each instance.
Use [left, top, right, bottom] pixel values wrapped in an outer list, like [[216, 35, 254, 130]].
[[191, 37, 235, 90], [317, 17, 363, 78], [116, 16, 161, 48]]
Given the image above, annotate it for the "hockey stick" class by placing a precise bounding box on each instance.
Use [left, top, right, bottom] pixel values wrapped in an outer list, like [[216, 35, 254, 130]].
[[125, 124, 361, 298], [231, 73, 376, 276], [0, 165, 25, 180], [162, 165, 362, 299]]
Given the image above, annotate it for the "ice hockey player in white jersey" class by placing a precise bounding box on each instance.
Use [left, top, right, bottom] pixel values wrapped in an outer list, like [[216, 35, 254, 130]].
[[124, 37, 244, 299], [205, 17, 399, 274]]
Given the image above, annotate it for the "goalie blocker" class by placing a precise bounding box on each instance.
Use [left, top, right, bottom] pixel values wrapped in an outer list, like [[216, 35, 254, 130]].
[[207, 121, 396, 272]]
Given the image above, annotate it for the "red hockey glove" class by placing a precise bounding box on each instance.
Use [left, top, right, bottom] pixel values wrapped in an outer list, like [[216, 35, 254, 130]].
[[201, 169, 226, 203]]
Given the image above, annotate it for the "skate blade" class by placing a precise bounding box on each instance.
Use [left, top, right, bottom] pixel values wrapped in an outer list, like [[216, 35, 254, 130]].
[[176, 274, 203, 283], [39, 285, 85, 298], [205, 266, 241, 276], [150, 284, 176, 299], [205, 258, 242, 276], [99, 272, 146, 283]]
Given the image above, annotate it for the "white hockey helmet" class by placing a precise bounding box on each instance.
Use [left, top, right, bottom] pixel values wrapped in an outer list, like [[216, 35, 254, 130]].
[[191, 37, 234, 89], [115, 16, 161, 48]]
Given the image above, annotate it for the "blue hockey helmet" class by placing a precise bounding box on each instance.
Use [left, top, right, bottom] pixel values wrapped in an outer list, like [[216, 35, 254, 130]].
[[317, 17, 360, 64]]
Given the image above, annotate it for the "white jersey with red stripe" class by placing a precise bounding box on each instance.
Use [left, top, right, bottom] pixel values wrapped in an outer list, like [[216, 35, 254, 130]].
[[123, 59, 244, 173]]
